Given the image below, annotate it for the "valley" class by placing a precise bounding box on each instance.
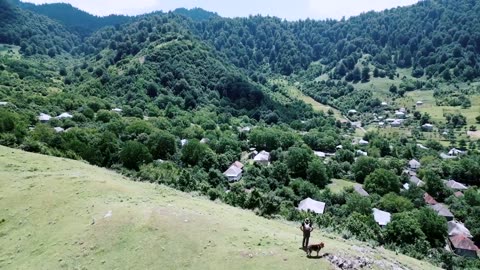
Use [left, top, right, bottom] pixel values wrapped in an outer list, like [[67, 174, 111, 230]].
[[1, 0, 480, 269]]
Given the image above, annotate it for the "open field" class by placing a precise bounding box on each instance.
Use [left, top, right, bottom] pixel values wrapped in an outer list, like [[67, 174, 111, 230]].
[[326, 179, 356, 194], [0, 44, 20, 59], [270, 78, 345, 121], [0, 146, 439, 270], [292, 89, 344, 120]]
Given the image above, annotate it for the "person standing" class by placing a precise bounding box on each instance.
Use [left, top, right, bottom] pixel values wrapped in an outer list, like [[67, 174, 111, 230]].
[[300, 218, 313, 249]]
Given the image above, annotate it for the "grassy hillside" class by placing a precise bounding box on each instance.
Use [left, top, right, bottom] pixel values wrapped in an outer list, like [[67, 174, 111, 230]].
[[0, 146, 439, 270]]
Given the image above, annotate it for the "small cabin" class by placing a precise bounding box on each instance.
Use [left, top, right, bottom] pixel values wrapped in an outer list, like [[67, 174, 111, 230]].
[[297, 198, 326, 215], [373, 208, 391, 227], [253, 150, 270, 165], [422, 123, 434, 131]]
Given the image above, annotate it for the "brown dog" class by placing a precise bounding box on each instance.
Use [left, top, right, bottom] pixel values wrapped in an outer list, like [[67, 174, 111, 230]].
[[306, 242, 325, 257]]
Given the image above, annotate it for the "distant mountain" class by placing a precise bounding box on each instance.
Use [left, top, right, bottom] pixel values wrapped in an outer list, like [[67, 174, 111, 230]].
[[173, 8, 219, 21], [16, 1, 131, 37], [0, 0, 79, 55]]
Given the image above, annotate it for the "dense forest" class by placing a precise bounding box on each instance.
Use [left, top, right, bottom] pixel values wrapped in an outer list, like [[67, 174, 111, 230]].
[[1, 0, 480, 268]]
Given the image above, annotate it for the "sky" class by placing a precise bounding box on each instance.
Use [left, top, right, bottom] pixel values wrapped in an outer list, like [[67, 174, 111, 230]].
[[23, 0, 420, 20]]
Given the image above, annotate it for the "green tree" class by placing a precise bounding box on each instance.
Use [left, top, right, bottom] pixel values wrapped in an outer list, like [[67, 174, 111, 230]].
[[364, 169, 400, 196], [361, 66, 370, 82], [177, 170, 197, 192], [286, 147, 313, 179], [120, 141, 152, 170], [379, 193, 414, 213], [345, 193, 372, 216], [424, 169, 449, 201], [307, 159, 329, 188], [181, 139, 209, 167], [147, 131, 176, 160], [385, 211, 426, 245], [352, 156, 380, 183], [415, 207, 447, 248]]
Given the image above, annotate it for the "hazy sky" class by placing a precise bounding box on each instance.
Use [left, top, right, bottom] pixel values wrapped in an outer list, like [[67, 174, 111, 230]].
[[23, 0, 420, 20]]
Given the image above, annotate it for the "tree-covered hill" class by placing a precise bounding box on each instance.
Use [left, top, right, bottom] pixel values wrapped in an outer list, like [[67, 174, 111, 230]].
[[2, 1, 480, 268], [190, 0, 480, 81], [0, 0, 80, 56], [14, 0, 131, 37], [173, 8, 220, 21]]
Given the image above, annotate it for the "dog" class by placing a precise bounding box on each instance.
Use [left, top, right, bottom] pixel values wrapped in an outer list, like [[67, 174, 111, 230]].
[[306, 242, 325, 257]]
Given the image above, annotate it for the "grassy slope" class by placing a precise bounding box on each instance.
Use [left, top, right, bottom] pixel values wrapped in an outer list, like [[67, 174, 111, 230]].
[[0, 146, 439, 270], [0, 44, 20, 59], [327, 179, 356, 194]]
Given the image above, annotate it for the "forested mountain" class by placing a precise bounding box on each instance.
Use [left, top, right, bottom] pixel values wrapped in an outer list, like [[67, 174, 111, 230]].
[[0, 0, 79, 56], [11, 0, 480, 82], [173, 8, 219, 21], [15, 1, 131, 37], [192, 0, 480, 81]]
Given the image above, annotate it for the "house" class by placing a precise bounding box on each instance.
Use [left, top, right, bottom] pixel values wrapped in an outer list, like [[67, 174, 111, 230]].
[[409, 159, 421, 170], [403, 183, 410, 190], [356, 150, 368, 156], [253, 150, 270, 165], [430, 203, 454, 221], [381, 102, 388, 106], [297, 198, 326, 214], [399, 108, 407, 113], [449, 235, 478, 258], [351, 121, 362, 129], [0, 101, 8, 106], [359, 139, 369, 145], [239, 126, 251, 133], [38, 113, 52, 122], [53, 127, 65, 133], [448, 148, 466, 156], [448, 220, 473, 238], [378, 122, 385, 127], [395, 111, 406, 119], [200, 138, 210, 144], [454, 191, 464, 198], [440, 153, 458, 160], [445, 180, 468, 191], [248, 150, 259, 159], [410, 175, 425, 187], [354, 184, 369, 197], [111, 108, 123, 113], [403, 169, 417, 177], [423, 193, 438, 205], [391, 120, 402, 127], [417, 144, 429, 150], [314, 151, 326, 158], [180, 139, 188, 147], [56, 112, 73, 119], [336, 145, 343, 150], [416, 101, 424, 106], [422, 124, 434, 131], [232, 161, 244, 170], [348, 109, 358, 115], [223, 165, 243, 182], [373, 208, 391, 227]]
